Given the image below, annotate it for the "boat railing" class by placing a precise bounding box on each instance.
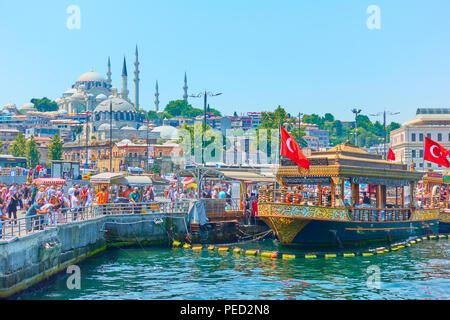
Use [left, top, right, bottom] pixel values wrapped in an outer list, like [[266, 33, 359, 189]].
[[258, 189, 328, 206], [348, 207, 411, 222]]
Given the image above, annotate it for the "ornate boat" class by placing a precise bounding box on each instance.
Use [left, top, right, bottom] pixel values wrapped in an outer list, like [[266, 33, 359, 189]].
[[257, 142, 439, 248], [420, 172, 450, 234]]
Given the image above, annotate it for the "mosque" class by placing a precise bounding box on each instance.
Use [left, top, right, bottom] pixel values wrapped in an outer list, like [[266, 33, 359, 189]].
[[57, 46, 149, 141]]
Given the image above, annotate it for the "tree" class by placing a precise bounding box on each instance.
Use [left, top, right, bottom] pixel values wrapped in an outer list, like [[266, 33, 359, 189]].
[[147, 110, 159, 119], [48, 134, 63, 161], [164, 100, 195, 117], [9, 133, 27, 157], [26, 135, 41, 168], [30, 97, 58, 112]]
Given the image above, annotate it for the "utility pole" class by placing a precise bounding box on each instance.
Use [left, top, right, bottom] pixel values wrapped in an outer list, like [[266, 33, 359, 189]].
[[351, 108, 362, 146], [189, 90, 222, 165], [370, 110, 400, 159], [109, 101, 113, 172]]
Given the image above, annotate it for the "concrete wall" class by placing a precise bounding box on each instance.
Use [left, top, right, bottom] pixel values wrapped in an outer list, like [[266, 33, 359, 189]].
[[0, 214, 187, 298]]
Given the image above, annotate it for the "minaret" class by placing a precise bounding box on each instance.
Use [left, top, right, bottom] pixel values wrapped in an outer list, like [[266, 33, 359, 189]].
[[154, 80, 160, 112], [134, 45, 140, 109], [183, 72, 188, 101], [106, 57, 112, 86], [121, 56, 129, 100]]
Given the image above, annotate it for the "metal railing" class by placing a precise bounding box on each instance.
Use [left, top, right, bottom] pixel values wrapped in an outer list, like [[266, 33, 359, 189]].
[[0, 200, 191, 241], [348, 208, 411, 222]]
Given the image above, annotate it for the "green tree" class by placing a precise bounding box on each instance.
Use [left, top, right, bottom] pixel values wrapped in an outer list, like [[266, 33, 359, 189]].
[[147, 110, 159, 119], [30, 97, 58, 112], [48, 134, 63, 161], [9, 133, 27, 157], [26, 135, 41, 167]]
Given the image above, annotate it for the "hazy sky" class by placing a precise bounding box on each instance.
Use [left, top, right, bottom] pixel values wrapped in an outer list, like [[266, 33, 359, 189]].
[[1, 0, 450, 123]]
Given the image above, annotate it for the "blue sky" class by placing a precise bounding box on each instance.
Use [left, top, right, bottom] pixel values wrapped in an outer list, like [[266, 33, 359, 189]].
[[1, 0, 450, 123]]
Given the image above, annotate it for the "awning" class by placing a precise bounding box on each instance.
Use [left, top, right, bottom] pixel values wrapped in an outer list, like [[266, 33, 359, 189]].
[[32, 178, 66, 185], [115, 175, 153, 187], [90, 172, 125, 184], [222, 171, 275, 183]]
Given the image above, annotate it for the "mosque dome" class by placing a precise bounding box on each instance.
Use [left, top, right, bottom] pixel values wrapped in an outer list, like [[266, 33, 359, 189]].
[[96, 94, 107, 101], [21, 102, 36, 112], [98, 123, 118, 131], [121, 125, 137, 131], [152, 125, 179, 140], [76, 71, 106, 82], [94, 97, 136, 113]]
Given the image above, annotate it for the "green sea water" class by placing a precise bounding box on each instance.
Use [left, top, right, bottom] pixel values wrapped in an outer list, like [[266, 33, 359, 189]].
[[20, 239, 449, 300]]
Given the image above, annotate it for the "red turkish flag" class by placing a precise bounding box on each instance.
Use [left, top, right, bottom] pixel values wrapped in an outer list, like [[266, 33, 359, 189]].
[[280, 126, 310, 170], [387, 148, 396, 161], [424, 137, 450, 168]]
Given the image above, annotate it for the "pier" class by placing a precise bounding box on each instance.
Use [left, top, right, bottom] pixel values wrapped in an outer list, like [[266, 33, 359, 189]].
[[0, 201, 191, 298]]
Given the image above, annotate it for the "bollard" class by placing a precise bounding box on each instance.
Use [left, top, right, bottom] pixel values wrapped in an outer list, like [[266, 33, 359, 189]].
[[343, 253, 355, 257], [172, 241, 181, 247]]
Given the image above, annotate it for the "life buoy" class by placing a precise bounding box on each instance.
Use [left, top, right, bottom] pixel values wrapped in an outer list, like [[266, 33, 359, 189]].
[[285, 192, 299, 203]]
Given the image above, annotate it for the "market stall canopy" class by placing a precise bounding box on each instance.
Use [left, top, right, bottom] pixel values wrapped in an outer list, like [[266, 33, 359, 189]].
[[115, 175, 153, 187], [90, 172, 125, 184], [151, 175, 170, 185], [221, 171, 275, 183], [177, 167, 225, 180], [32, 178, 66, 185]]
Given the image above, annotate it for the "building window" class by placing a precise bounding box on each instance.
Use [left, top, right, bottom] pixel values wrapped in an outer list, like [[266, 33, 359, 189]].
[[419, 133, 424, 142], [419, 150, 424, 158], [419, 163, 423, 168], [438, 133, 442, 142], [428, 163, 431, 168], [427, 133, 431, 139], [412, 150, 416, 158], [411, 133, 416, 142]]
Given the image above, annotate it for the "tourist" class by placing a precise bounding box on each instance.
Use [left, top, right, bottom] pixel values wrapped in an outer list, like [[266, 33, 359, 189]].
[[70, 190, 81, 220], [48, 195, 61, 225], [6, 189, 18, 224], [362, 192, 371, 205], [25, 198, 47, 231], [129, 187, 140, 214], [218, 188, 227, 199]]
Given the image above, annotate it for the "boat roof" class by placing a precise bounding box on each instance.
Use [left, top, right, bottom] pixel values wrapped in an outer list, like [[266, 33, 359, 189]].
[[278, 142, 425, 185]]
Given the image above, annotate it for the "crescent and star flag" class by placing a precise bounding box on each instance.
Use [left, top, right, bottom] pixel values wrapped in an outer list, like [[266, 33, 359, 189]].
[[387, 148, 396, 161], [280, 125, 310, 170], [424, 137, 450, 168]]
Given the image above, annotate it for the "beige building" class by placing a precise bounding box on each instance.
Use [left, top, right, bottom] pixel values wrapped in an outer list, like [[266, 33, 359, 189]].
[[390, 108, 450, 171]]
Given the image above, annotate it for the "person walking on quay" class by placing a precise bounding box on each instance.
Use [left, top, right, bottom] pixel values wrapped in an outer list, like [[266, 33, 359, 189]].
[[70, 190, 81, 220], [6, 189, 18, 224], [25, 198, 48, 231], [30, 183, 38, 205], [95, 186, 109, 215], [129, 187, 140, 214]]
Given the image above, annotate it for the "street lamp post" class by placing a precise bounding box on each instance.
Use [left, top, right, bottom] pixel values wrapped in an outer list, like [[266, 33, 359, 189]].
[[189, 90, 222, 165], [109, 101, 113, 172], [144, 118, 149, 173], [351, 108, 362, 146], [370, 110, 400, 159]]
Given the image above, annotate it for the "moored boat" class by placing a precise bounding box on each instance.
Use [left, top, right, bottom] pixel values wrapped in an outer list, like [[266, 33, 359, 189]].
[[420, 172, 450, 234], [257, 142, 439, 249]]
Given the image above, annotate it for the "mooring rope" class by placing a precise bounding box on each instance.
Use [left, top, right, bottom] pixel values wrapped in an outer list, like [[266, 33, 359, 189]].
[[213, 229, 273, 247]]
